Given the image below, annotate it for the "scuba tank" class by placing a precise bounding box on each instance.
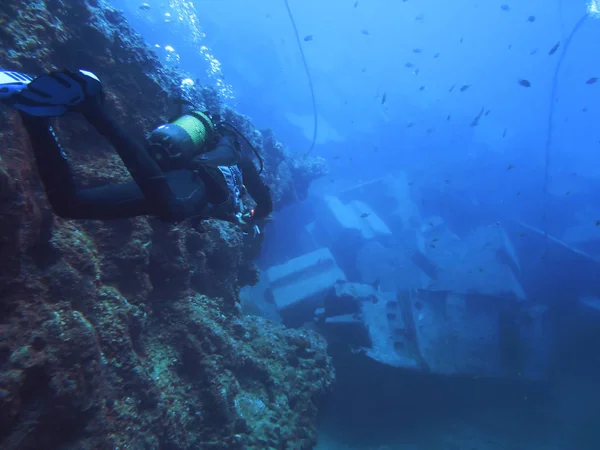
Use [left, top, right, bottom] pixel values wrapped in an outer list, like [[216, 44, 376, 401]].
[[147, 110, 217, 171], [147, 102, 264, 173]]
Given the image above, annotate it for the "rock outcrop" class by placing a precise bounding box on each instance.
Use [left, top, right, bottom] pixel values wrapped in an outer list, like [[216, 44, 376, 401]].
[[0, 1, 333, 449]]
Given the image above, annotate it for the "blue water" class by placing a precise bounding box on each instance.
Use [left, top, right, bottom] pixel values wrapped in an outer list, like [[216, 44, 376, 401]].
[[112, 0, 600, 448]]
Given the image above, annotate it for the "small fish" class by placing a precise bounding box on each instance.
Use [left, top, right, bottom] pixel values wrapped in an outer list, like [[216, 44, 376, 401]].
[[419, 86, 425, 91], [413, 48, 422, 53], [518, 79, 531, 87], [139, 2, 151, 10], [507, 164, 514, 170], [381, 93, 387, 104], [596, 220, 600, 226], [354, 1, 358, 7], [586, 77, 598, 84], [548, 42, 560, 55], [407, 122, 415, 128], [460, 37, 464, 43], [500, 4, 510, 11], [484, 109, 491, 116], [304, 35, 313, 42], [508, 44, 512, 50], [530, 48, 538, 55], [360, 213, 370, 219], [502, 128, 508, 138], [470, 107, 485, 126], [405, 62, 414, 68], [433, 53, 440, 58], [528, 15, 536, 22], [447, 115, 451, 121], [460, 84, 470, 92], [361, 29, 370, 35], [449, 84, 456, 92]]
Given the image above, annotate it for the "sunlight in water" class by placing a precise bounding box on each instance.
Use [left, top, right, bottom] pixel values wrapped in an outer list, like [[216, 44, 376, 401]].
[[168, 0, 234, 99], [588, 0, 600, 17]]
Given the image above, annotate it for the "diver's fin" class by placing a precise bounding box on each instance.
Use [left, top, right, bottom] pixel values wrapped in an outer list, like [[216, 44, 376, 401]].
[[0, 71, 33, 100], [8, 69, 102, 117]]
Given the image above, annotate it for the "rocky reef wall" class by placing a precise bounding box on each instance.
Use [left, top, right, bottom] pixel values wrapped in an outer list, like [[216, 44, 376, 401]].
[[0, 1, 333, 449]]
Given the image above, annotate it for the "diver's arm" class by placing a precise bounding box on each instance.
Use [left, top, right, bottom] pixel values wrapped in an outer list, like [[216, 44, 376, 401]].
[[80, 101, 177, 218], [194, 135, 241, 167], [238, 156, 273, 220]]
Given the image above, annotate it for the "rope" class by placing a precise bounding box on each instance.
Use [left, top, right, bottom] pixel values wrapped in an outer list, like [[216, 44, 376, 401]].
[[283, 0, 319, 156], [542, 10, 588, 235]]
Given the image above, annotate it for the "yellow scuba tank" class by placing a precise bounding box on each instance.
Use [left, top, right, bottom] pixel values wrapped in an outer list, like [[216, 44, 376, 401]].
[[147, 110, 216, 170]]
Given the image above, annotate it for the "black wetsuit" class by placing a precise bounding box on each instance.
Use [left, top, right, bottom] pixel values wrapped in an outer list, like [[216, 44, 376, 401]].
[[21, 105, 273, 223]]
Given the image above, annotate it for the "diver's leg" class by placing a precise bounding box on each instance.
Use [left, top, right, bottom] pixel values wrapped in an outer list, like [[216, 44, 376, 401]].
[[81, 101, 176, 219], [65, 182, 154, 220], [21, 114, 152, 220], [4, 69, 177, 219], [20, 114, 79, 216]]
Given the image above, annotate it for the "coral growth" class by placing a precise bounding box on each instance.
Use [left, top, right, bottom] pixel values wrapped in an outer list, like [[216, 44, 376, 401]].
[[0, 0, 333, 449]]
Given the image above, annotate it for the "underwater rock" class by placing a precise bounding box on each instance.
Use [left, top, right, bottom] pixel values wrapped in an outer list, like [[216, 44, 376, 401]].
[[0, 0, 333, 449]]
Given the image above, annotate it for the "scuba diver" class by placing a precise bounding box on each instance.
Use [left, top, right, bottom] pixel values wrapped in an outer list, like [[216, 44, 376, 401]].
[[0, 69, 273, 234]]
